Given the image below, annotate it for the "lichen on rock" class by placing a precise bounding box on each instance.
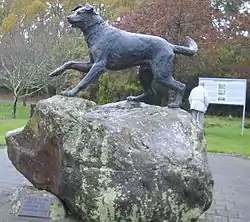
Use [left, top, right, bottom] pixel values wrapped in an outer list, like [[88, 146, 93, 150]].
[[6, 95, 213, 222]]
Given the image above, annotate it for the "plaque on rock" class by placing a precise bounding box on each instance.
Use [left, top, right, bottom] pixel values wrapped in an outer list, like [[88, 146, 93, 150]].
[[18, 195, 52, 218]]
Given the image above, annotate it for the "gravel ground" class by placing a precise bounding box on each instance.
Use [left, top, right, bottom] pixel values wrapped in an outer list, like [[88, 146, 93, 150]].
[[1, 147, 250, 222]]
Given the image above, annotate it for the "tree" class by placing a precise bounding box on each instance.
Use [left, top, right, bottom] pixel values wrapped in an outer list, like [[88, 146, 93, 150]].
[[0, 40, 51, 118], [1, 0, 247, 108], [117, 0, 250, 77], [212, 0, 250, 37], [0, 0, 132, 105], [0, 0, 84, 110]]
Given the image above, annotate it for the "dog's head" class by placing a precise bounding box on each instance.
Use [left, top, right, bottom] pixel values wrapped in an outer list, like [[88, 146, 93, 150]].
[[67, 3, 102, 29]]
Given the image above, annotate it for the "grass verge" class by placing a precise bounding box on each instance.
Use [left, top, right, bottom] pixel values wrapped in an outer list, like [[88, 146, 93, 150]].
[[205, 116, 250, 156], [0, 102, 249, 156], [0, 102, 29, 145]]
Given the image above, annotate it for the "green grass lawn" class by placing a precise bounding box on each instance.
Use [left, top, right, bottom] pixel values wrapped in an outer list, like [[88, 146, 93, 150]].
[[0, 119, 29, 144], [0, 102, 29, 145], [0, 102, 29, 119], [0, 101, 249, 156], [205, 116, 250, 156]]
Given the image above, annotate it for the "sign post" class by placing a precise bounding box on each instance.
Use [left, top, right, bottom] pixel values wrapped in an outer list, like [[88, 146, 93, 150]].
[[199, 78, 247, 135], [242, 103, 246, 136]]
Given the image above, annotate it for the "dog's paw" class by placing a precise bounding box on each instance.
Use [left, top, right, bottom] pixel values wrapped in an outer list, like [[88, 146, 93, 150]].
[[48, 70, 59, 77], [48, 68, 63, 77], [126, 96, 138, 102], [167, 103, 180, 108], [60, 90, 77, 97]]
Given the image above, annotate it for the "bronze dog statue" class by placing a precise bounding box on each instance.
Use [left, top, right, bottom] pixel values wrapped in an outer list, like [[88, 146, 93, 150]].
[[49, 3, 198, 108]]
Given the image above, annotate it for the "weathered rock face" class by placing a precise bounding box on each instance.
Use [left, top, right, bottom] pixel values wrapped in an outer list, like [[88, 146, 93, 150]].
[[6, 96, 213, 222]]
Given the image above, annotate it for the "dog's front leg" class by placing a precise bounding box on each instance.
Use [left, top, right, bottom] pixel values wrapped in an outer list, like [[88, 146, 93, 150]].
[[48, 61, 93, 77], [60, 61, 107, 97]]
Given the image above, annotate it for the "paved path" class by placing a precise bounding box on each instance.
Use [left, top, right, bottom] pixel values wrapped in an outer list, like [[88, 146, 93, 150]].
[[0, 148, 76, 222], [0, 148, 30, 192], [199, 154, 250, 222], [1, 148, 250, 222]]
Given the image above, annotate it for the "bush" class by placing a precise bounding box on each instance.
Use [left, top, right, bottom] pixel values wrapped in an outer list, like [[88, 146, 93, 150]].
[[204, 118, 231, 128], [244, 121, 250, 129]]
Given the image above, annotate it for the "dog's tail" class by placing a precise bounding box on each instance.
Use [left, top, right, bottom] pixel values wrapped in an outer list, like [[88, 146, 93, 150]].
[[171, 36, 198, 56]]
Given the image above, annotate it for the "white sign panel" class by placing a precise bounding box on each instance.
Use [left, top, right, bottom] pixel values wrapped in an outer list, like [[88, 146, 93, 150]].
[[199, 78, 247, 106], [199, 77, 247, 135]]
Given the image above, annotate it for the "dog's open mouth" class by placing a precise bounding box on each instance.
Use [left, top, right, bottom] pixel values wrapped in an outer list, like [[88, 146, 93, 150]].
[[67, 18, 82, 28], [69, 22, 78, 28], [68, 21, 82, 28]]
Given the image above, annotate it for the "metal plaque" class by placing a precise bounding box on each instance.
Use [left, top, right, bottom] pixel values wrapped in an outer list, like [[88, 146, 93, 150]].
[[18, 195, 52, 218]]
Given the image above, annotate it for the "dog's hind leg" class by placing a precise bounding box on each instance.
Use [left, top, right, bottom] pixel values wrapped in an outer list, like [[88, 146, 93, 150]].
[[151, 54, 186, 108], [161, 77, 186, 108], [48, 61, 93, 77], [127, 65, 155, 102]]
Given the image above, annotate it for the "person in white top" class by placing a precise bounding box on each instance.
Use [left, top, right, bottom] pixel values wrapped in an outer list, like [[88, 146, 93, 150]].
[[188, 82, 209, 129]]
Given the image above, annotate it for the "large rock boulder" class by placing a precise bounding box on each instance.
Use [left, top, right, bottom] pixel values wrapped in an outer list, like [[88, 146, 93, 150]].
[[6, 96, 213, 222]]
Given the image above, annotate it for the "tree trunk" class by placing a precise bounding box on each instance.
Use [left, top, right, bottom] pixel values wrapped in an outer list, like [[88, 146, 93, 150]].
[[22, 88, 28, 106], [30, 103, 37, 118], [12, 96, 18, 119], [22, 96, 27, 106]]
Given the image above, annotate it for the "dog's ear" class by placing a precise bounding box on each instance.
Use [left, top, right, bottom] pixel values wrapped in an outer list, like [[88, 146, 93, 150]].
[[84, 3, 94, 12], [71, 5, 83, 12]]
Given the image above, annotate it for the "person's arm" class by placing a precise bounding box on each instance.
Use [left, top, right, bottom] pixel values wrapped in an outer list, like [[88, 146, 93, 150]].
[[188, 90, 193, 105], [204, 90, 209, 108]]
